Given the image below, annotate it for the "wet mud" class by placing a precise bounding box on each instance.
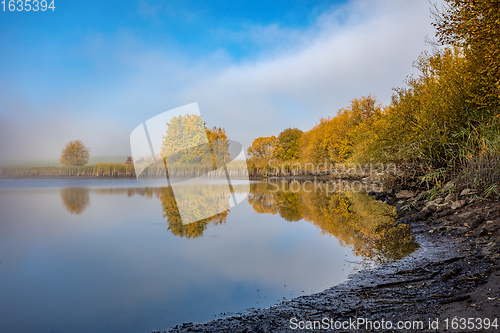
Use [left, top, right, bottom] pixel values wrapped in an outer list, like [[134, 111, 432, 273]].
[[157, 187, 500, 333]]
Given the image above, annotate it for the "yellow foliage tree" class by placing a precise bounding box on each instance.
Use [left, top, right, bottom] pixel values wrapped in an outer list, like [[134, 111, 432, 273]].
[[432, 0, 500, 111], [247, 136, 277, 159], [60, 140, 90, 166]]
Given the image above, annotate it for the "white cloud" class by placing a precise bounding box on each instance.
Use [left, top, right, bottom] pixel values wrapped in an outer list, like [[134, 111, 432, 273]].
[[172, 0, 441, 147], [0, 0, 442, 163]]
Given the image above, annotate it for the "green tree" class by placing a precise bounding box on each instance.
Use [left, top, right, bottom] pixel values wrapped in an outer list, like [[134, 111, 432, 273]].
[[273, 128, 303, 160], [60, 140, 90, 166]]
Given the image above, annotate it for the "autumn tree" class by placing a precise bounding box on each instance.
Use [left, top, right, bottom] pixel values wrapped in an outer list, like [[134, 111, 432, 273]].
[[160, 114, 230, 167], [300, 118, 332, 164], [247, 136, 277, 159], [300, 96, 381, 164], [432, 0, 500, 111], [60, 140, 90, 166], [206, 126, 230, 167], [160, 114, 209, 164], [327, 95, 381, 162], [273, 128, 303, 161]]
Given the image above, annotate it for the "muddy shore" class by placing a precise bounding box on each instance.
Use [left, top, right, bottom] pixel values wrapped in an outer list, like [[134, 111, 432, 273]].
[[157, 183, 500, 333]]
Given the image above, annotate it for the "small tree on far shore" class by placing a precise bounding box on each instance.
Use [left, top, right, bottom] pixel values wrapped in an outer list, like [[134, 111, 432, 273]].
[[60, 140, 90, 166]]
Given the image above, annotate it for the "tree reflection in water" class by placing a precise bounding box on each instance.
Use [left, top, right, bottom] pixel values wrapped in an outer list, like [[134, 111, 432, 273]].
[[60, 188, 90, 215], [62, 180, 418, 263], [248, 180, 419, 264], [78, 186, 230, 238], [159, 186, 228, 239]]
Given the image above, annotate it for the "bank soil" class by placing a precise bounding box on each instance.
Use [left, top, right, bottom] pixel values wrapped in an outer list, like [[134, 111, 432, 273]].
[[159, 187, 500, 333]]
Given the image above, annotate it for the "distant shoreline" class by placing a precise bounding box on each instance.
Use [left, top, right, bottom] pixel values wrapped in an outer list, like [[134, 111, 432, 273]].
[[0, 164, 379, 181], [0, 176, 135, 180], [0, 164, 136, 178]]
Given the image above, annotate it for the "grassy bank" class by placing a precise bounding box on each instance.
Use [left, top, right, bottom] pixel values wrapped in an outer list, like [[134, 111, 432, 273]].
[[0, 160, 251, 179], [0, 163, 136, 178]]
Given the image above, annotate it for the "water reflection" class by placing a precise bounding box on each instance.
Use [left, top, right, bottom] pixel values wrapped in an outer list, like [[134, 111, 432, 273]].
[[60, 188, 90, 215], [60, 180, 418, 263], [92, 186, 231, 239], [159, 186, 228, 239], [249, 180, 419, 264]]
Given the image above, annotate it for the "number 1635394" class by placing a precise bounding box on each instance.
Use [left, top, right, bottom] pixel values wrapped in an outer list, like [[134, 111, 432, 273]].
[[2, 0, 55, 11]]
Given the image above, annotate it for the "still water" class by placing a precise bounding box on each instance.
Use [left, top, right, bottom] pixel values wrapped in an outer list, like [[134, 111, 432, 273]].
[[0, 178, 417, 332]]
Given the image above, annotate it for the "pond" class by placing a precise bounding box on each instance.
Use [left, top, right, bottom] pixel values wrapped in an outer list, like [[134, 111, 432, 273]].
[[0, 178, 418, 332]]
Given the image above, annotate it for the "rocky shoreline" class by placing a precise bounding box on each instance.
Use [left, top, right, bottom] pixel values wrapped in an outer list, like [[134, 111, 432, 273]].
[[157, 184, 500, 333]]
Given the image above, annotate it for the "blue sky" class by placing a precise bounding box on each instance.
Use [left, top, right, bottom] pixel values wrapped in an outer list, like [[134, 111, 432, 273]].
[[1, 1, 345, 103], [0, 0, 441, 162]]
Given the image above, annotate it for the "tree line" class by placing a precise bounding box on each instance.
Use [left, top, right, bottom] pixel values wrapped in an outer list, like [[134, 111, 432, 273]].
[[247, 0, 500, 190]]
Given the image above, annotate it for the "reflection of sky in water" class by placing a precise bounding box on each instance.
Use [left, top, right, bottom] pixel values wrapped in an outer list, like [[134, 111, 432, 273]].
[[0, 180, 358, 333]]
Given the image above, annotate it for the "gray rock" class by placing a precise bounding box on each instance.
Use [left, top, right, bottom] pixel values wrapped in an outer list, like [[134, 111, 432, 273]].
[[426, 198, 443, 207], [395, 190, 415, 199], [425, 204, 438, 213], [457, 211, 473, 220], [442, 181, 455, 193], [444, 193, 454, 203], [434, 197, 444, 204], [460, 188, 474, 196], [451, 200, 466, 210]]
